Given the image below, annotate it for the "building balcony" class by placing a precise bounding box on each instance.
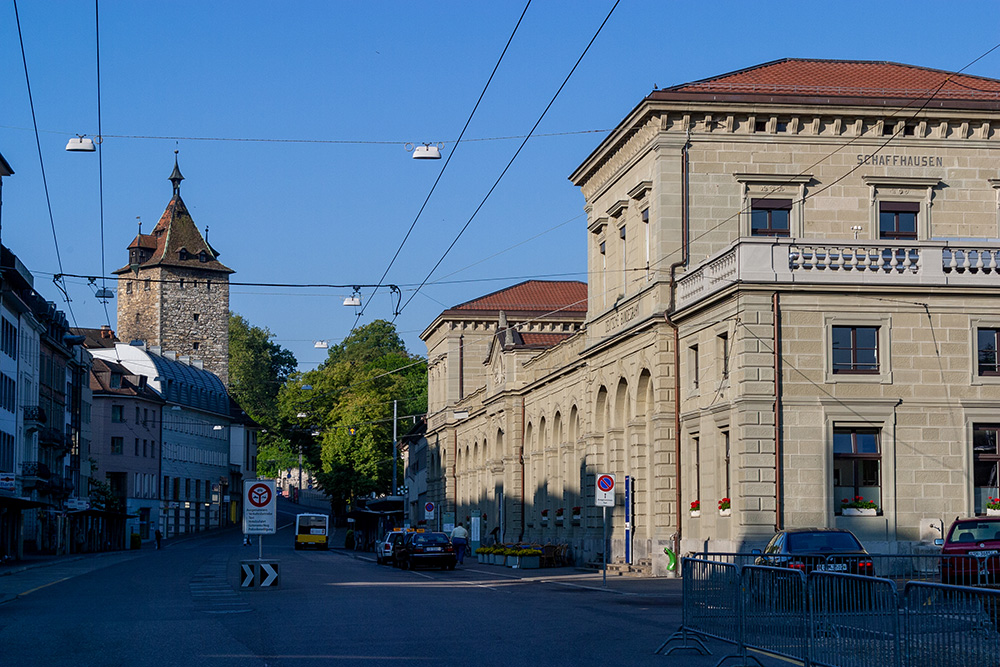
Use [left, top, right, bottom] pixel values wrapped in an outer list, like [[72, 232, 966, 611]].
[[21, 461, 51, 490], [38, 427, 72, 455], [674, 237, 1000, 312], [23, 406, 46, 433]]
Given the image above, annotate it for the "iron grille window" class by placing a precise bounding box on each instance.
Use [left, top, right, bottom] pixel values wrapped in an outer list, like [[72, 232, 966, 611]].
[[832, 326, 879, 374]]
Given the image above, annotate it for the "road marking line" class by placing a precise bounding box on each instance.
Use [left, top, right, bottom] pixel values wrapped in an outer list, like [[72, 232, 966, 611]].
[[19, 577, 71, 597]]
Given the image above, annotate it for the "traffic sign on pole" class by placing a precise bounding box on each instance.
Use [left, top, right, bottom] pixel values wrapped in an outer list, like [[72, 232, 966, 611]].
[[596, 473, 615, 507], [243, 480, 277, 535]]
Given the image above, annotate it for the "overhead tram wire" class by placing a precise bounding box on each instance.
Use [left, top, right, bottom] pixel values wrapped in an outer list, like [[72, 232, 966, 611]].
[[95, 0, 113, 328], [13, 0, 77, 326], [397, 0, 621, 318], [0, 126, 615, 147], [355, 0, 534, 329]]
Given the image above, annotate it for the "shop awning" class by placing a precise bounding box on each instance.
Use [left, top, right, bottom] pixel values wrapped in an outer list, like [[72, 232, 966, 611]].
[[0, 495, 48, 510]]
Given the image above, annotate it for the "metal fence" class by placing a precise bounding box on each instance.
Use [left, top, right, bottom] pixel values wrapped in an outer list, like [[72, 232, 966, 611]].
[[658, 557, 1000, 667], [690, 551, 998, 586]]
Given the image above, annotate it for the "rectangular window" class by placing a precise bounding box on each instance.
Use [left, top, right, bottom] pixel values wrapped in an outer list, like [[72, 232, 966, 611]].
[[125, 281, 132, 294], [143, 439, 148, 457], [144, 278, 150, 291], [833, 428, 882, 513], [173, 477, 180, 501], [185, 478, 191, 499], [689, 344, 700, 391], [151, 440, 156, 458], [879, 201, 918, 240], [111, 405, 124, 423], [832, 326, 879, 374], [642, 208, 650, 276], [978, 329, 1000, 376], [693, 436, 701, 502], [974, 424, 1000, 515], [723, 431, 731, 500], [718, 332, 730, 380], [619, 226, 627, 295], [135, 438, 139, 456], [135, 406, 141, 425], [111, 436, 123, 455], [750, 198, 791, 237]]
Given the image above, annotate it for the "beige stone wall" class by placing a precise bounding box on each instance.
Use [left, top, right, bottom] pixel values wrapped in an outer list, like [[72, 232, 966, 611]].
[[117, 266, 230, 386]]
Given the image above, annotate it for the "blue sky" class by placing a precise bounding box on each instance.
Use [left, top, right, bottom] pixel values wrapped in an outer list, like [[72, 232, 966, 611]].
[[1, 1, 998, 371]]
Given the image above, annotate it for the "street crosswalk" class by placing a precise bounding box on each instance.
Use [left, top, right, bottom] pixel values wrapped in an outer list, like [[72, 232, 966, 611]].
[[188, 555, 251, 614]]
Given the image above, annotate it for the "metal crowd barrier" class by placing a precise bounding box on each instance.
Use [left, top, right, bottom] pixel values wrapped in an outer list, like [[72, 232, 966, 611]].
[[902, 582, 1000, 667], [657, 557, 1000, 667]]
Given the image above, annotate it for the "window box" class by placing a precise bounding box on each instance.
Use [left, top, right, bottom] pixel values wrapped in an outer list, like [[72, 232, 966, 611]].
[[689, 510, 701, 518], [988, 508, 1000, 517], [719, 509, 731, 517], [842, 508, 877, 516]]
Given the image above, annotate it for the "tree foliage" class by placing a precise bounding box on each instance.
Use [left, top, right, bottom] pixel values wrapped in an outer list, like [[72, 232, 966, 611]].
[[228, 313, 298, 477], [277, 320, 426, 513]]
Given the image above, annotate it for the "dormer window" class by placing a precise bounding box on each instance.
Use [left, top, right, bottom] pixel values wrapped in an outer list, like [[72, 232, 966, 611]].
[[199, 251, 208, 263], [179, 249, 189, 261], [110, 373, 122, 388]]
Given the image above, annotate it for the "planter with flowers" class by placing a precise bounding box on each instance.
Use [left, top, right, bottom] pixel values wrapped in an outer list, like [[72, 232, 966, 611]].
[[987, 497, 1000, 516], [511, 548, 541, 569], [572, 506, 582, 525], [690, 500, 701, 518], [540, 509, 549, 525], [840, 496, 878, 516], [718, 498, 731, 517], [555, 508, 565, 524]]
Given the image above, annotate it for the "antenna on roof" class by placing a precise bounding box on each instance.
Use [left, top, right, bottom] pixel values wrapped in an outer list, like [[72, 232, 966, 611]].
[[136, 216, 142, 235]]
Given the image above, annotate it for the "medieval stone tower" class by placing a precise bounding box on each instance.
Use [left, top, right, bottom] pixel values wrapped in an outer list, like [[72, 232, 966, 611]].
[[114, 157, 234, 385]]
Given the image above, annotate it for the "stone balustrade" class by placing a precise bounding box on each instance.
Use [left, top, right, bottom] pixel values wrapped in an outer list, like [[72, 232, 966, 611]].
[[674, 237, 1000, 312]]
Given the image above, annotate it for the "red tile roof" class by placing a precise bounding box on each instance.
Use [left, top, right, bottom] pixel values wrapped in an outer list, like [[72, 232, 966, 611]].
[[656, 59, 1000, 105], [114, 193, 233, 275], [450, 280, 587, 315], [519, 332, 573, 348]]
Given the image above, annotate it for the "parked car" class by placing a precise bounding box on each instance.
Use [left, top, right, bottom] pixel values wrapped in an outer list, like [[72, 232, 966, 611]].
[[377, 531, 406, 566], [394, 531, 456, 571], [753, 528, 875, 575], [939, 516, 1000, 587]]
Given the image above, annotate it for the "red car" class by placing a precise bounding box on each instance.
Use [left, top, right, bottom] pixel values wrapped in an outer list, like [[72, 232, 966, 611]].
[[939, 517, 1000, 587]]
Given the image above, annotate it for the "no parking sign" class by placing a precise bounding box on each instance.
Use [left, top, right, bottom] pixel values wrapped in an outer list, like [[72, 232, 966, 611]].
[[595, 474, 615, 507], [424, 501, 435, 520]]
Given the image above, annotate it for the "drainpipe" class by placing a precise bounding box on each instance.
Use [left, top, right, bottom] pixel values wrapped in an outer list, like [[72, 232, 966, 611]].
[[452, 428, 458, 528], [519, 397, 526, 542], [773, 292, 783, 531], [664, 132, 691, 553]]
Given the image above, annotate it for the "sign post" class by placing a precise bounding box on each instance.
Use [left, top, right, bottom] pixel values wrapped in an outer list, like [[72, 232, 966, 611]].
[[243, 479, 276, 559], [595, 474, 616, 588]]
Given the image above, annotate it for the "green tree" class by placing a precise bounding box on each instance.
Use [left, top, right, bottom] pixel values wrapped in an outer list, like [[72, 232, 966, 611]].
[[277, 320, 426, 513], [228, 313, 298, 477]]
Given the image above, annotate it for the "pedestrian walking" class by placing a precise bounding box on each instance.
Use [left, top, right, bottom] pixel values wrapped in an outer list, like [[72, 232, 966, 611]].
[[154, 529, 162, 550], [451, 522, 469, 565]]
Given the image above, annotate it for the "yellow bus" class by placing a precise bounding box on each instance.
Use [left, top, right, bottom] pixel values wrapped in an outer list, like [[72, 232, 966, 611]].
[[294, 513, 329, 550]]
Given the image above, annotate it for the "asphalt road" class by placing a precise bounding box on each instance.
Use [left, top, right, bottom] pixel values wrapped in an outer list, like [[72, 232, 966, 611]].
[[0, 500, 758, 667]]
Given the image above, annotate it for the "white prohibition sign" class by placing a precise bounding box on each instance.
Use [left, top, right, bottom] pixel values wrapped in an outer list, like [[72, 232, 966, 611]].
[[595, 473, 616, 507], [248, 483, 272, 508]]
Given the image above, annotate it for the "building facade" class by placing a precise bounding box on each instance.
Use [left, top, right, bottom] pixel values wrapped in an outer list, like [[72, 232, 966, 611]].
[[421, 59, 1000, 573], [90, 357, 164, 543]]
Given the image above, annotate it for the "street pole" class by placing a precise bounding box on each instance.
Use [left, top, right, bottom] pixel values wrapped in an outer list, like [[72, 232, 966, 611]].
[[602, 506, 607, 588], [298, 447, 302, 503], [392, 399, 398, 495]]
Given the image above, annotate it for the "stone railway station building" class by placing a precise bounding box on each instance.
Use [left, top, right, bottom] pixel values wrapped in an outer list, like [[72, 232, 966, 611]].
[[419, 59, 1000, 574]]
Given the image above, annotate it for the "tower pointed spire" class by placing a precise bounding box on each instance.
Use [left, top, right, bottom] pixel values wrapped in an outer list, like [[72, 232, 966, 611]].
[[169, 150, 184, 196]]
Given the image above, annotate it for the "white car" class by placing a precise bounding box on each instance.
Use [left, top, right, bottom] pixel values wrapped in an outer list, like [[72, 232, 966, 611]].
[[376, 531, 405, 565]]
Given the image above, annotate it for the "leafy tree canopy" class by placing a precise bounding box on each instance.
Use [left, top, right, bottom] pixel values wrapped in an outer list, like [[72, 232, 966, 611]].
[[277, 320, 426, 511]]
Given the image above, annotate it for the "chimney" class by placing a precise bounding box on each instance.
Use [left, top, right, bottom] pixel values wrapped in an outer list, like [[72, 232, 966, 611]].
[[100, 325, 115, 339]]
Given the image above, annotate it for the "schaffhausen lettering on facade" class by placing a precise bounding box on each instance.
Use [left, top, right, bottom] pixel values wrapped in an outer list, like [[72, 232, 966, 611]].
[[604, 303, 641, 335], [856, 154, 944, 167]]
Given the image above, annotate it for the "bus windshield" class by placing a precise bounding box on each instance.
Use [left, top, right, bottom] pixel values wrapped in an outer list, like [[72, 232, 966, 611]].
[[297, 514, 327, 534]]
